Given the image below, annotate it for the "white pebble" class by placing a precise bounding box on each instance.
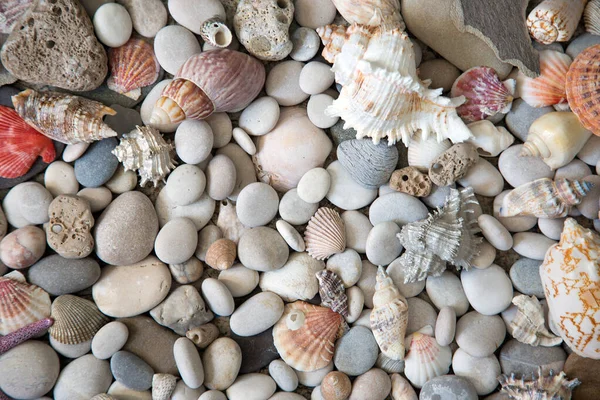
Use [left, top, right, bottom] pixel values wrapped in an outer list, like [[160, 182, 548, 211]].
[[232, 127, 256, 155], [307, 94, 339, 129], [165, 164, 206, 206], [77, 187, 113, 213], [266, 60, 309, 106], [346, 286, 364, 324], [477, 214, 513, 251], [226, 374, 277, 400], [154, 217, 199, 265], [366, 222, 403, 266], [297, 167, 331, 203], [276, 220, 305, 252], [174, 337, 204, 389], [206, 113, 232, 148], [238, 96, 280, 136], [105, 165, 137, 194], [205, 155, 237, 201], [471, 240, 496, 269], [457, 158, 504, 197], [290, 27, 320, 62], [175, 120, 214, 164], [236, 182, 279, 227], [230, 292, 284, 337], [218, 263, 259, 297], [299, 62, 335, 95], [461, 265, 513, 316], [93, 3, 132, 47], [326, 248, 362, 287], [154, 25, 201, 75], [386, 257, 426, 298], [295, 362, 333, 387], [269, 359, 299, 392], [538, 217, 566, 241], [294, 0, 337, 29], [44, 161, 79, 197], [62, 142, 90, 163], [341, 210, 373, 253], [91, 321, 129, 360], [512, 232, 556, 260], [201, 278, 235, 316]]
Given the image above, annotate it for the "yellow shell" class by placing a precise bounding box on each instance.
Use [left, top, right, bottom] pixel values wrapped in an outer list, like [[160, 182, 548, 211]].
[[0, 271, 51, 335], [48, 294, 110, 345], [304, 207, 346, 261]]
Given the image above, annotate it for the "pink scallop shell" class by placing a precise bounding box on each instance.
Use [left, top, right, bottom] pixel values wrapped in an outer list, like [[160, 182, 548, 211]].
[[520, 50, 572, 109], [107, 38, 160, 100], [0, 272, 51, 335]]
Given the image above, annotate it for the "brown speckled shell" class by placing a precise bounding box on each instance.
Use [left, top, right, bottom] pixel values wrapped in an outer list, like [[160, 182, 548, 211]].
[[316, 270, 348, 317], [321, 371, 352, 400], [0, 271, 51, 335], [48, 294, 110, 345], [566, 44, 600, 136], [205, 238, 237, 271], [107, 38, 160, 100]]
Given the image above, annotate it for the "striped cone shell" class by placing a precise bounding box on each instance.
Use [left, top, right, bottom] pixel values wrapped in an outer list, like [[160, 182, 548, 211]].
[[48, 295, 110, 344], [0, 271, 51, 335], [566, 44, 600, 136]]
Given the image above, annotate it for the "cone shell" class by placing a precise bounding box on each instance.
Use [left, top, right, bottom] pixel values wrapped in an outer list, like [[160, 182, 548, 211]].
[[403, 329, 452, 388], [205, 238, 236, 271], [330, 0, 404, 29], [0, 271, 51, 335], [510, 295, 562, 347], [112, 125, 176, 187], [0, 0, 33, 34], [518, 50, 572, 109], [527, 0, 586, 44], [304, 207, 346, 261], [451, 67, 515, 122], [107, 38, 160, 100], [316, 270, 348, 317], [585, 0, 600, 36], [370, 266, 409, 360], [152, 373, 177, 400], [48, 294, 110, 345], [566, 44, 600, 136], [273, 301, 346, 372], [499, 178, 592, 219], [499, 367, 580, 400], [11, 89, 117, 145]]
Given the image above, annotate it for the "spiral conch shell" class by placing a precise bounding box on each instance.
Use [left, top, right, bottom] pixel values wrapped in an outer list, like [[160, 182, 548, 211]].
[[527, 0, 587, 44], [370, 266, 409, 361], [510, 295, 563, 347], [12, 89, 117, 145], [112, 125, 176, 187], [316, 270, 348, 317], [540, 218, 600, 359], [0, 271, 51, 335], [499, 178, 592, 219], [317, 24, 472, 146], [403, 326, 452, 388], [150, 50, 265, 125], [330, 0, 405, 29], [499, 367, 580, 400]]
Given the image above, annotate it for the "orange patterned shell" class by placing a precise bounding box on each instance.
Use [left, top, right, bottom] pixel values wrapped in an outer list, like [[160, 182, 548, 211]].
[[107, 38, 160, 100], [566, 44, 600, 136]]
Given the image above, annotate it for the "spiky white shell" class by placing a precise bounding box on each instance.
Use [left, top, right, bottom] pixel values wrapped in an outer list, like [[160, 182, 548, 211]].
[[407, 130, 452, 171], [510, 295, 562, 347]]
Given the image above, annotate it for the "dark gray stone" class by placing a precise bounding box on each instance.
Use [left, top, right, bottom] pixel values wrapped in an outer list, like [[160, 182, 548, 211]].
[[499, 339, 567, 376], [74, 137, 119, 188], [420, 375, 478, 400], [232, 328, 279, 374], [505, 99, 553, 142], [0, 85, 19, 107], [329, 119, 357, 147], [28, 255, 101, 296], [105, 104, 143, 137], [566, 33, 600, 59], [110, 351, 154, 391], [509, 258, 545, 298], [333, 326, 379, 376]]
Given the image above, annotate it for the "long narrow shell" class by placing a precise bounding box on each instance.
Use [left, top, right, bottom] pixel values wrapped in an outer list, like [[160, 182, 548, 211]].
[[527, 0, 587, 44], [403, 329, 452, 388], [316, 270, 348, 317], [451, 67, 516, 122], [48, 295, 110, 345], [510, 295, 563, 347], [566, 44, 600, 136], [273, 301, 346, 372], [330, 0, 405, 29], [518, 50, 572, 109], [305, 208, 346, 261], [584, 0, 600, 36], [12, 89, 117, 145], [499, 178, 592, 218], [466, 120, 515, 157], [0, 271, 51, 335], [370, 266, 409, 361], [0, 0, 33, 34], [107, 38, 160, 100], [499, 367, 580, 400]]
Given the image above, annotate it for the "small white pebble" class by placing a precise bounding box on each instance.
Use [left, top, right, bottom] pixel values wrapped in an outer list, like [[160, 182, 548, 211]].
[[62, 142, 90, 163], [276, 220, 305, 252], [232, 127, 256, 155], [307, 94, 338, 129]]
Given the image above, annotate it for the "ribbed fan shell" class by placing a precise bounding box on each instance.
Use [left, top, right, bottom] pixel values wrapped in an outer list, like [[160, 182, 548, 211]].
[[519, 50, 572, 109], [566, 44, 600, 136], [0, 271, 51, 335], [107, 38, 160, 100], [305, 208, 346, 261], [48, 294, 110, 344], [403, 331, 452, 388]]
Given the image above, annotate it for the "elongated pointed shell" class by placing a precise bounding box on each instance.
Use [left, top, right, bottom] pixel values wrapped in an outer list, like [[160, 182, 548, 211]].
[[48, 294, 110, 345], [370, 266, 408, 360], [107, 38, 160, 100], [403, 329, 452, 388], [12, 89, 117, 145], [527, 0, 587, 44], [518, 50, 572, 109], [540, 218, 600, 359], [0, 271, 51, 335], [585, 0, 600, 36], [510, 295, 562, 347], [566, 44, 600, 136], [499, 367, 580, 400], [316, 270, 348, 316], [330, 0, 405, 29], [305, 207, 346, 261], [273, 301, 346, 372]]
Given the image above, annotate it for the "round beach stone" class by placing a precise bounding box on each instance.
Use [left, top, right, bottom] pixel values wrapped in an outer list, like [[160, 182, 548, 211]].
[[368, 192, 429, 226], [238, 227, 289, 271], [269, 359, 299, 392], [334, 326, 379, 378], [279, 189, 318, 225], [456, 311, 506, 358], [346, 286, 364, 324], [349, 368, 391, 400], [435, 306, 456, 346], [327, 161, 378, 211], [420, 375, 478, 400], [505, 98, 553, 142], [555, 159, 592, 180], [259, 252, 324, 302], [326, 249, 362, 287], [165, 164, 206, 207], [239, 96, 280, 136], [499, 338, 567, 376], [205, 155, 237, 201], [499, 145, 554, 187], [104, 165, 137, 194], [206, 113, 233, 149], [472, 240, 496, 269], [478, 214, 513, 251], [154, 217, 198, 265], [266, 60, 310, 106], [426, 271, 470, 316], [308, 94, 339, 129], [119, 0, 166, 38], [53, 354, 112, 400], [538, 217, 566, 241], [92, 321, 129, 359], [236, 182, 279, 227], [0, 341, 60, 400], [294, 0, 336, 28], [299, 62, 335, 95], [175, 120, 214, 164], [203, 337, 242, 390], [174, 338, 204, 389], [407, 297, 437, 334], [226, 374, 277, 400], [578, 135, 600, 166], [155, 189, 215, 231], [201, 278, 235, 316], [456, 158, 504, 197], [386, 257, 426, 298], [230, 292, 284, 337], [95, 191, 158, 265], [452, 349, 501, 395], [290, 27, 320, 61], [218, 264, 259, 297], [28, 255, 100, 295], [418, 59, 461, 92], [111, 351, 154, 391], [276, 220, 305, 252], [216, 143, 257, 200], [341, 211, 372, 254], [74, 138, 119, 188], [232, 127, 256, 155], [93, 3, 133, 47], [461, 265, 513, 315], [77, 187, 112, 212], [366, 222, 403, 266], [154, 25, 201, 75], [512, 232, 556, 260], [298, 168, 331, 204], [0, 226, 46, 269], [45, 161, 79, 197], [199, 391, 227, 400], [357, 260, 377, 308], [3, 182, 53, 227], [509, 258, 545, 298]]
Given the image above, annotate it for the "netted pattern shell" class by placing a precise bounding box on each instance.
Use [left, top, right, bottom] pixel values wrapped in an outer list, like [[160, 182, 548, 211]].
[[305, 207, 346, 261], [152, 374, 177, 400], [499, 367, 580, 400], [518, 50, 572, 109], [585, 0, 600, 36], [107, 38, 160, 100], [0, 271, 51, 335], [0, 0, 33, 34], [316, 270, 348, 317], [112, 125, 176, 187], [403, 330, 452, 388], [566, 44, 600, 136], [510, 295, 562, 347], [12, 89, 117, 145], [527, 0, 586, 44], [48, 294, 110, 345], [273, 301, 346, 372]]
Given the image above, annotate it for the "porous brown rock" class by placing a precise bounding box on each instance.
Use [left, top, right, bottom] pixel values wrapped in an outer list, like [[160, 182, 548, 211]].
[[429, 143, 480, 187], [390, 167, 432, 197], [46, 195, 95, 259]]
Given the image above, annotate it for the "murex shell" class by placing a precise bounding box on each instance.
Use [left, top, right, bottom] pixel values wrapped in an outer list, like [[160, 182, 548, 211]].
[[48, 294, 109, 345], [12, 89, 117, 145], [584, 0, 600, 36], [107, 38, 160, 100], [527, 0, 587, 44], [304, 207, 346, 261], [517, 50, 572, 110], [0, 271, 51, 335], [398, 187, 482, 283], [499, 178, 592, 219], [510, 295, 563, 347], [499, 367, 580, 400], [451, 66, 516, 122], [566, 44, 600, 136], [330, 0, 405, 29], [317, 24, 472, 146], [403, 326, 452, 389], [273, 301, 347, 372], [466, 120, 515, 157], [370, 266, 409, 361], [337, 139, 399, 189], [112, 125, 176, 187], [316, 270, 348, 317], [540, 218, 600, 359]]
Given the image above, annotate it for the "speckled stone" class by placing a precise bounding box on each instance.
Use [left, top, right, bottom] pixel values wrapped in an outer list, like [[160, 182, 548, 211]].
[[420, 375, 478, 400], [333, 326, 379, 376], [509, 258, 545, 298]]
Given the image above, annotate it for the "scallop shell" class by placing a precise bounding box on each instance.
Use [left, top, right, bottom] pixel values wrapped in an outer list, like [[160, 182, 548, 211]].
[[398, 187, 482, 283], [330, 0, 405, 29], [499, 367, 580, 400], [403, 327, 452, 388], [391, 373, 418, 400], [317, 24, 472, 146], [316, 270, 348, 317], [0, 0, 33, 34], [527, 0, 587, 44], [370, 266, 409, 360], [272, 301, 346, 372], [48, 294, 110, 345], [152, 373, 177, 400], [150, 50, 265, 125], [112, 125, 176, 187], [304, 207, 346, 261], [450, 67, 515, 122], [584, 0, 600, 36], [205, 238, 236, 271], [12, 89, 117, 145], [107, 38, 160, 100], [499, 178, 592, 219], [0, 271, 51, 336], [510, 295, 562, 347], [407, 130, 452, 172], [540, 218, 600, 359], [465, 120, 515, 157], [517, 50, 572, 109], [566, 44, 600, 136]]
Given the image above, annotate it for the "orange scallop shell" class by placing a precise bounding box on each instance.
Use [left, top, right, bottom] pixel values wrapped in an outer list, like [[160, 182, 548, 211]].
[[566, 44, 600, 136], [0, 271, 51, 335], [520, 50, 572, 109], [107, 38, 160, 100]]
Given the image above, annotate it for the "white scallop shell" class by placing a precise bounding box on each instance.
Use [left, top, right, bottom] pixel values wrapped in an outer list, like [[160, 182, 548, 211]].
[[407, 130, 452, 172], [403, 326, 452, 388], [466, 120, 515, 157]]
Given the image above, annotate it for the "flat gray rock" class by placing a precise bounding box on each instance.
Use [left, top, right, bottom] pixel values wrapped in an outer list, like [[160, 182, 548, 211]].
[[334, 326, 379, 376], [499, 339, 567, 376], [505, 99, 553, 142], [110, 351, 154, 391], [509, 258, 545, 298], [420, 374, 478, 400], [28, 255, 100, 296], [74, 138, 119, 188]]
